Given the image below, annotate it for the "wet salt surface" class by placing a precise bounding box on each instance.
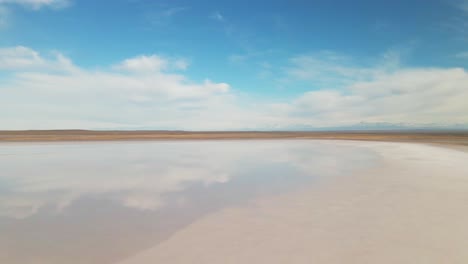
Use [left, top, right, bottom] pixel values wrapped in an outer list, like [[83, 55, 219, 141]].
[[0, 140, 380, 264]]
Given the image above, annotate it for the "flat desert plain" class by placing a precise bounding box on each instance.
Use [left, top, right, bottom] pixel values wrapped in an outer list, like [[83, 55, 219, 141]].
[[1, 130, 468, 145]]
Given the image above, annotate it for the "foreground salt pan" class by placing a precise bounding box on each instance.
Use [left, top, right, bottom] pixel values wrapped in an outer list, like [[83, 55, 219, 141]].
[[120, 142, 468, 264]]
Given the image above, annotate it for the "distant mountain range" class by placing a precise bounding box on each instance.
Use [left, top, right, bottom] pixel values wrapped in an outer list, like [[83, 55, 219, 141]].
[[314, 122, 468, 131], [246, 122, 468, 132], [18, 122, 467, 132]]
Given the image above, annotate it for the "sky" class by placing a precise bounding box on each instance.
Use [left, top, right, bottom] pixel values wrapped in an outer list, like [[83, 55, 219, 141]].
[[0, 0, 467, 130]]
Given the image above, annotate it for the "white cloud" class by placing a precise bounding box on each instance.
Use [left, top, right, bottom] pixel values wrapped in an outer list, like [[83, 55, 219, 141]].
[[0, 46, 467, 130], [287, 67, 468, 126], [270, 50, 468, 128], [0, 46, 43, 68], [114, 55, 189, 73], [0, 46, 262, 130], [0, 0, 70, 9], [0, 46, 75, 72], [115, 55, 170, 73]]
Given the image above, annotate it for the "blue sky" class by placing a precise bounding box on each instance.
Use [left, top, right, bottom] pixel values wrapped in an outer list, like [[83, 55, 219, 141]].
[[0, 0, 468, 130]]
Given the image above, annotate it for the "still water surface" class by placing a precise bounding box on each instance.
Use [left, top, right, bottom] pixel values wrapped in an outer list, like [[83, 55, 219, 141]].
[[0, 140, 379, 264]]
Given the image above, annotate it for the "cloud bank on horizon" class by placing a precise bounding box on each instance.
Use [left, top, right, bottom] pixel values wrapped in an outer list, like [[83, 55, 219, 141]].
[[0, 0, 467, 130]]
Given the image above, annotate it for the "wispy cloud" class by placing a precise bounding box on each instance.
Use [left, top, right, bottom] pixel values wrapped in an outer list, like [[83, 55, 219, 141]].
[[209, 11, 258, 52], [441, 0, 468, 41], [228, 49, 277, 64], [146, 6, 188, 26], [0, 0, 71, 10], [257, 61, 274, 79], [210, 11, 224, 22], [163, 6, 187, 17], [0, 0, 70, 29], [228, 54, 248, 63], [228, 49, 279, 80], [459, 0, 468, 13], [455, 51, 468, 58], [0, 5, 8, 28], [280, 49, 402, 90]]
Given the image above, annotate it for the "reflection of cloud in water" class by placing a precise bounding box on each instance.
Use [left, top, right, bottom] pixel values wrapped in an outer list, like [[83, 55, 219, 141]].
[[0, 140, 379, 219]]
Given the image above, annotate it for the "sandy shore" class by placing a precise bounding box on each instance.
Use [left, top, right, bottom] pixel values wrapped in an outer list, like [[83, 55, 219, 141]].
[[118, 142, 468, 264]]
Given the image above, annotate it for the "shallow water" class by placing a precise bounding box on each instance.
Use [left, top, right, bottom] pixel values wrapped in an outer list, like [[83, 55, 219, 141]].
[[0, 140, 379, 264]]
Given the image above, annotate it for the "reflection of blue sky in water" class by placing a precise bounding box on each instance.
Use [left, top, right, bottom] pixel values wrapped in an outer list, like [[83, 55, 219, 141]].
[[0, 140, 379, 219], [0, 140, 380, 264]]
